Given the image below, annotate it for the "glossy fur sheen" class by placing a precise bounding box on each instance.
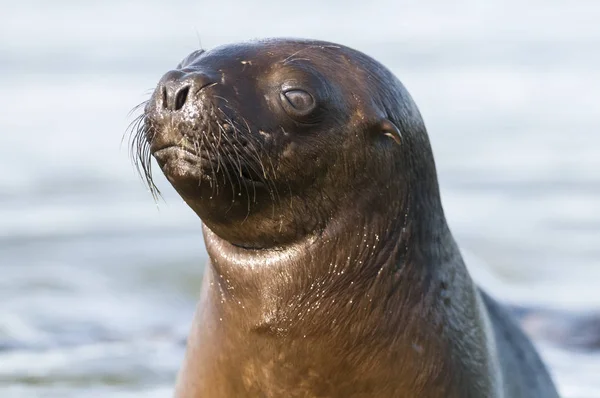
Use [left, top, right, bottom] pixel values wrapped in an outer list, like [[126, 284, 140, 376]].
[[133, 38, 559, 397]]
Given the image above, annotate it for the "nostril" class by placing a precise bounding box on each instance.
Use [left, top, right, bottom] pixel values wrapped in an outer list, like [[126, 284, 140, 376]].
[[174, 85, 190, 111], [162, 86, 168, 109], [157, 69, 214, 111]]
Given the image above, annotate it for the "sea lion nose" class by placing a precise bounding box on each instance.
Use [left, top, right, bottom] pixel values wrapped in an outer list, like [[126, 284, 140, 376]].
[[157, 70, 215, 111]]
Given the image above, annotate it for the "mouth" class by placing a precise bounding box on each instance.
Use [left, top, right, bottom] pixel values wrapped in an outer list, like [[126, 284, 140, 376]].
[[153, 145, 201, 161], [152, 145, 266, 187], [152, 145, 217, 173]]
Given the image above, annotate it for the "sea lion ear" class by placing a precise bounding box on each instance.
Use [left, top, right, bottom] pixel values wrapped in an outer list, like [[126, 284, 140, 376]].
[[379, 119, 402, 145]]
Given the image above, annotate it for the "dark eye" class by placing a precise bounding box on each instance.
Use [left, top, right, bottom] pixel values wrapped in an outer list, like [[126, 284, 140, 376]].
[[284, 90, 314, 111], [280, 89, 318, 121]]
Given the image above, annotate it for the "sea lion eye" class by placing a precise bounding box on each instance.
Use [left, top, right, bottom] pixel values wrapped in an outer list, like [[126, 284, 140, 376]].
[[280, 89, 317, 120], [284, 90, 314, 110]]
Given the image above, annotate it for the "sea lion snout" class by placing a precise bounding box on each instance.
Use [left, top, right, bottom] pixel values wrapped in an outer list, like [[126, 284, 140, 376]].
[[154, 69, 217, 112], [144, 67, 221, 156]]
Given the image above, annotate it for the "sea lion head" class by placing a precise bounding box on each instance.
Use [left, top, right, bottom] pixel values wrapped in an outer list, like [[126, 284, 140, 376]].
[[132, 39, 441, 250]]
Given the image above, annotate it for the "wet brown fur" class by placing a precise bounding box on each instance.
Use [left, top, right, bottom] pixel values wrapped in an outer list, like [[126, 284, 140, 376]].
[[130, 38, 559, 398]]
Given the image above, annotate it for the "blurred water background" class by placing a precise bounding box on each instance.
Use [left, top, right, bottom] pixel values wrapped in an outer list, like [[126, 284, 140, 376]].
[[1, 0, 599, 396]]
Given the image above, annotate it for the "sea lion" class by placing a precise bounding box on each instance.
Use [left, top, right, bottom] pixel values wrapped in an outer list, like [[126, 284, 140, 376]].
[[131, 38, 560, 397]]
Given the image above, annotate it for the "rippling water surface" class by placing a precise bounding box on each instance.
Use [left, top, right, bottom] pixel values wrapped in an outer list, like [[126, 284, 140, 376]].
[[1, 0, 599, 396]]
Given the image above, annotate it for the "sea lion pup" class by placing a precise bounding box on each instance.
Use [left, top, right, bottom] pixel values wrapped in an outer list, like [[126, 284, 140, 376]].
[[131, 38, 560, 397]]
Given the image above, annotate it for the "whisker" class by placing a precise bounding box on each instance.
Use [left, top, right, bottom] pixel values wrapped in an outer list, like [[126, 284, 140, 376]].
[[219, 145, 241, 213], [219, 111, 263, 207], [203, 123, 219, 195], [218, 122, 251, 213], [125, 102, 162, 201], [192, 136, 203, 189]]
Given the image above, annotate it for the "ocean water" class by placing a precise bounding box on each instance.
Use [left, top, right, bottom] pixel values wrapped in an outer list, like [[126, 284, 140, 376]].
[[1, 0, 599, 396]]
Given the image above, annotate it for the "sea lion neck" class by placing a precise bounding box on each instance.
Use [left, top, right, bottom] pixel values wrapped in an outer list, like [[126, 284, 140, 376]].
[[201, 182, 459, 332]]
